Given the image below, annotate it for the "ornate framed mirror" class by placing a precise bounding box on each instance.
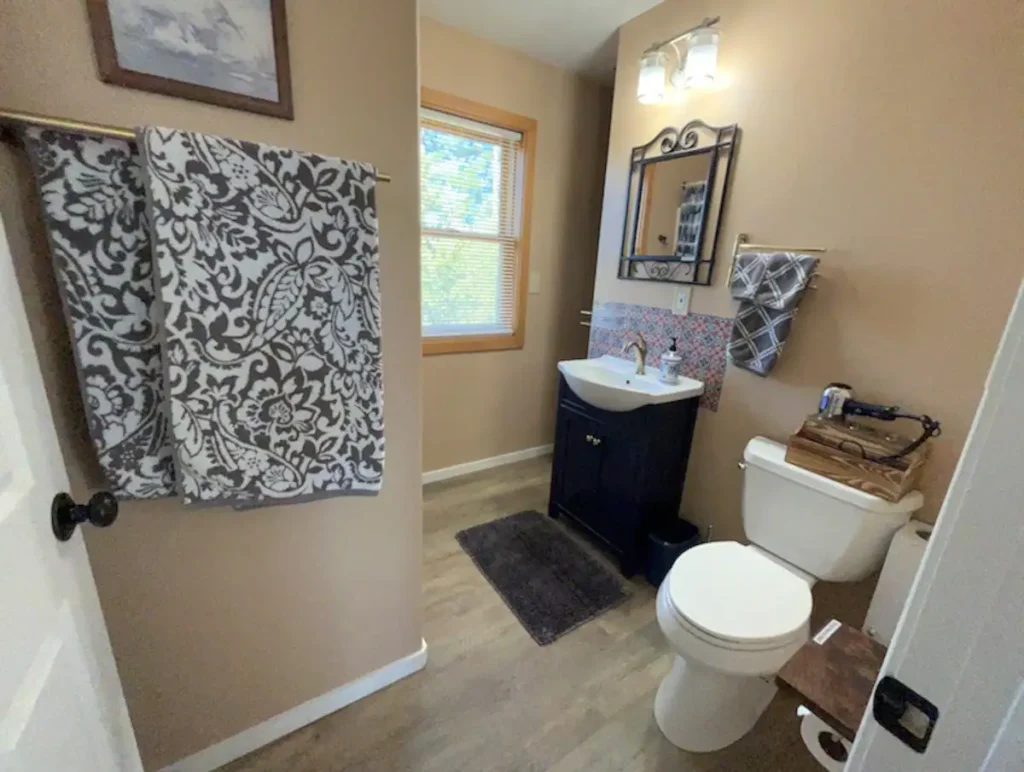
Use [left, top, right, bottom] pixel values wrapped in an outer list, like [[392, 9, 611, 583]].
[[619, 120, 739, 285]]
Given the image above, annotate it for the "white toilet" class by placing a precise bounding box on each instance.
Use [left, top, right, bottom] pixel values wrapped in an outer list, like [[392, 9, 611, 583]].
[[654, 436, 924, 752]]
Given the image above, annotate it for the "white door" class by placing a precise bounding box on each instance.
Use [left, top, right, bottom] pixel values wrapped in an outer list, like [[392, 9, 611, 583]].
[[0, 214, 141, 771], [848, 279, 1024, 771]]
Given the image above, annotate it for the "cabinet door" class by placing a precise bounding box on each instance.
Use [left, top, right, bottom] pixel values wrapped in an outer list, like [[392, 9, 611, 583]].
[[554, 407, 607, 529], [596, 422, 644, 556]]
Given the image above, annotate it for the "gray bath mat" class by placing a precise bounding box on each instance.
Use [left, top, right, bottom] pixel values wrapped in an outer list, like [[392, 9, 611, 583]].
[[456, 511, 629, 645]]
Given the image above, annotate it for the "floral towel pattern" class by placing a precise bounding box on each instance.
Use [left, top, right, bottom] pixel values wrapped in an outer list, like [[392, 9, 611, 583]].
[[25, 129, 175, 499], [588, 302, 731, 411], [139, 126, 384, 506]]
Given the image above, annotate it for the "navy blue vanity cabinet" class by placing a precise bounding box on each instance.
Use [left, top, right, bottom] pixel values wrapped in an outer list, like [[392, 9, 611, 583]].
[[548, 376, 699, 577]]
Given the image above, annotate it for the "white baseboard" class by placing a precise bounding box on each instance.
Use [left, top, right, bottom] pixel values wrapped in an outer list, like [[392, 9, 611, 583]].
[[161, 639, 428, 772], [422, 444, 553, 485]]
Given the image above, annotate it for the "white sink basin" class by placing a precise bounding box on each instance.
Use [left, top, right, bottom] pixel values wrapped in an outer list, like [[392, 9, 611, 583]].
[[557, 355, 704, 412]]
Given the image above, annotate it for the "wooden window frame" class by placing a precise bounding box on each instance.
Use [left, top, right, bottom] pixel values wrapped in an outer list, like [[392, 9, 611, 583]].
[[420, 88, 537, 356]]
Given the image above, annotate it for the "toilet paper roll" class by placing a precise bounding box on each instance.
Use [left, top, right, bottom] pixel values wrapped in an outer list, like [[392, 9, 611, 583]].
[[864, 520, 934, 646], [800, 710, 850, 772]]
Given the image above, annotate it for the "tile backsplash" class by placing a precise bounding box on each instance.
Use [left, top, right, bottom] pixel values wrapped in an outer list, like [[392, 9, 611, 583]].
[[588, 301, 731, 411]]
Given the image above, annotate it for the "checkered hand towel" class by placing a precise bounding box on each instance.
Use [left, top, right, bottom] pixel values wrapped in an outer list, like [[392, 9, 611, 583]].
[[726, 251, 819, 376]]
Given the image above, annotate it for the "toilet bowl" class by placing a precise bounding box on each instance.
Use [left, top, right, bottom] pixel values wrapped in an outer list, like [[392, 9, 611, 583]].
[[652, 437, 923, 752], [654, 541, 812, 752]]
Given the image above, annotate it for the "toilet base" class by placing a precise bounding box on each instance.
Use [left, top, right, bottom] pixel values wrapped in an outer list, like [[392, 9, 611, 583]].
[[654, 655, 778, 752]]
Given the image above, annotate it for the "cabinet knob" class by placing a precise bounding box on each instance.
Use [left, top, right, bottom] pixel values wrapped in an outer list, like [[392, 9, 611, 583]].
[[585, 434, 602, 446], [592, 437, 602, 446]]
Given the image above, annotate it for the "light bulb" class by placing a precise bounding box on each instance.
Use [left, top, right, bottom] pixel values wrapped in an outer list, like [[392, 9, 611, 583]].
[[681, 29, 719, 88], [637, 51, 668, 104]]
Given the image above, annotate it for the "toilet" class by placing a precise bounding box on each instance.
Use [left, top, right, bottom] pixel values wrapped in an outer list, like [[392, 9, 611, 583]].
[[653, 436, 924, 752]]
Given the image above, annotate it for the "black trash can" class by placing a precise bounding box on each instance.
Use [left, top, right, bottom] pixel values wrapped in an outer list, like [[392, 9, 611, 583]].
[[645, 519, 702, 586]]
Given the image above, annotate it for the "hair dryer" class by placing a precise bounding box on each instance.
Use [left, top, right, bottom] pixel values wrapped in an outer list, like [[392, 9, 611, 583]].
[[818, 383, 941, 464]]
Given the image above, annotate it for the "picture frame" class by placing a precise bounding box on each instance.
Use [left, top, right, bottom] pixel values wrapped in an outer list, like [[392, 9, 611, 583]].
[[86, 0, 293, 120]]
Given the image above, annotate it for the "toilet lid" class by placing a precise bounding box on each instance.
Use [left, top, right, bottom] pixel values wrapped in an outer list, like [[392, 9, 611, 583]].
[[666, 541, 812, 646]]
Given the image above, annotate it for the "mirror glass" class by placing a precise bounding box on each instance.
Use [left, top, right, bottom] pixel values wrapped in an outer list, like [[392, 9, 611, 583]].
[[619, 122, 739, 285], [631, 152, 712, 259]]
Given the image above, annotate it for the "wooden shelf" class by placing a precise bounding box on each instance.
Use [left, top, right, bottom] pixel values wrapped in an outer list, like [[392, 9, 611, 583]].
[[776, 620, 887, 742]]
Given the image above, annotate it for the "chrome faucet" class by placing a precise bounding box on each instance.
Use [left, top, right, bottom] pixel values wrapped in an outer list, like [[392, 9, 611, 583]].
[[621, 332, 648, 375]]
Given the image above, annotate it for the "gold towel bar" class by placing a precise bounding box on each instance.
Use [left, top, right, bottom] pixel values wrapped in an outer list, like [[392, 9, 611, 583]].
[[0, 107, 392, 183], [728, 232, 828, 289]]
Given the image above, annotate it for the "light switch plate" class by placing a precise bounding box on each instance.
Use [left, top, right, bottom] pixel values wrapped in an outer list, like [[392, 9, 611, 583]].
[[673, 287, 692, 316], [528, 270, 541, 295]]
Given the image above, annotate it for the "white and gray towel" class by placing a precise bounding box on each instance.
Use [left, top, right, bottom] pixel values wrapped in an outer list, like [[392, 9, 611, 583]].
[[25, 125, 385, 507], [726, 251, 819, 376], [137, 127, 385, 506], [25, 129, 175, 499]]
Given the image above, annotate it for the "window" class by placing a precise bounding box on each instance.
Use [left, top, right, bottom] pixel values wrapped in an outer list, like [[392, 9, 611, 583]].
[[419, 89, 536, 355]]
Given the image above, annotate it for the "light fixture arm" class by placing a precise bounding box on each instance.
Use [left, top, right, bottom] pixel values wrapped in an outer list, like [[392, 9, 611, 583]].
[[642, 16, 721, 55], [668, 40, 684, 69]]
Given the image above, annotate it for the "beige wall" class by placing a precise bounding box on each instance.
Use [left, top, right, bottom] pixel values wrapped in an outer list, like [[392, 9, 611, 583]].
[[0, 1, 422, 769], [596, 0, 1023, 536], [419, 18, 612, 472]]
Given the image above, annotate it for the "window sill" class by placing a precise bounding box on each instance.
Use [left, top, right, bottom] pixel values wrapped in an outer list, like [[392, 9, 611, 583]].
[[422, 330, 524, 356]]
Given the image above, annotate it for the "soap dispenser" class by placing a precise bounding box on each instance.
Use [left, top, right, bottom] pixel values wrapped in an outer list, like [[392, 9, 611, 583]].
[[659, 337, 682, 384]]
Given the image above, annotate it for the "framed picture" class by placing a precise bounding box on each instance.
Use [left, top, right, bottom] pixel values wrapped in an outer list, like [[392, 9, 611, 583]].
[[86, 0, 293, 120]]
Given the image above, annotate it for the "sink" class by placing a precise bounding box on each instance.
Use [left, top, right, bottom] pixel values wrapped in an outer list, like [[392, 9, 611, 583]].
[[557, 355, 704, 412]]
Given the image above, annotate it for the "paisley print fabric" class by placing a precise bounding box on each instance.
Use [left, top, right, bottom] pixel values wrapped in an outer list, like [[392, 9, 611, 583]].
[[138, 127, 384, 505], [25, 128, 175, 499]]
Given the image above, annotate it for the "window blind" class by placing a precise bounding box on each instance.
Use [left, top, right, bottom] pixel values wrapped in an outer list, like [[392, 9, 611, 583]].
[[419, 108, 524, 338]]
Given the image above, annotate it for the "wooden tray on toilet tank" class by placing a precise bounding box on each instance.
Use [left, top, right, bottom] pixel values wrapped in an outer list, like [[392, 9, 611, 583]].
[[784, 415, 928, 503]]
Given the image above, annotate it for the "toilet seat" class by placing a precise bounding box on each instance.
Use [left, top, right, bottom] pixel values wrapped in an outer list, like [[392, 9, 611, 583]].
[[664, 541, 812, 651], [664, 603, 800, 653]]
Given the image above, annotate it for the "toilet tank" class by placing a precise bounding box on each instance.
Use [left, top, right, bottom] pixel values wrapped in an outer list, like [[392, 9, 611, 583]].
[[742, 437, 924, 582]]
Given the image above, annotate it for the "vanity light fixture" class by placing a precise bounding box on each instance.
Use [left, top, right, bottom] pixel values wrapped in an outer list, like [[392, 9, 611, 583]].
[[637, 51, 669, 104], [676, 27, 720, 88], [638, 16, 721, 104]]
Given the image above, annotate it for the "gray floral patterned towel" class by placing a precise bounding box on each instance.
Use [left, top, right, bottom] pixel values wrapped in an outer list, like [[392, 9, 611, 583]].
[[25, 129, 175, 499], [726, 251, 819, 376], [138, 126, 384, 506]]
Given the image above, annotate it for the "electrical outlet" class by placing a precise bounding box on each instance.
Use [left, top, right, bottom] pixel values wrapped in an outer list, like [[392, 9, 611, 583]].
[[673, 287, 692, 316]]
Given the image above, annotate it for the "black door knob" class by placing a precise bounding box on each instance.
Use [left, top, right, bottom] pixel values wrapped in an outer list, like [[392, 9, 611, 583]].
[[51, 491, 119, 542]]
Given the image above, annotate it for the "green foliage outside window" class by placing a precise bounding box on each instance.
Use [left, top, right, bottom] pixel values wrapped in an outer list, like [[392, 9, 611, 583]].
[[420, 127, 504, 330]]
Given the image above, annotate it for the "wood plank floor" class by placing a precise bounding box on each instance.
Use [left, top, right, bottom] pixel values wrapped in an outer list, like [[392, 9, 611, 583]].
[[221, 457, 838, 771]]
